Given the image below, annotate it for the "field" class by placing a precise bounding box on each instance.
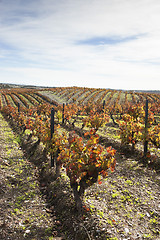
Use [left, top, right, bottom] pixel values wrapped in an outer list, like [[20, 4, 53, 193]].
[[0, 85, 160, 156], [0, 84, 160, 240]]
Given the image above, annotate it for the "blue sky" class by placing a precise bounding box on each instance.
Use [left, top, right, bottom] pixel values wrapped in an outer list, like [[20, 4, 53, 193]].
[[0, 0, 160, 90]]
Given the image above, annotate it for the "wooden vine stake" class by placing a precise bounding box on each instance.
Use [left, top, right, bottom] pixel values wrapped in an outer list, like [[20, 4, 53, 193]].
[[50, 108, 55, 167], [144, 98, 148, 159], [103, 100, 105, 109], [18, 102, 20, 112], [62, 103, 65, 124]]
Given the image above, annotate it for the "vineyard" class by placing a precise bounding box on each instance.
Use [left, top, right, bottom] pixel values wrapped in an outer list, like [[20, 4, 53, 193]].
[[0, 86, 160, 156], [0, 85, 160, 239]]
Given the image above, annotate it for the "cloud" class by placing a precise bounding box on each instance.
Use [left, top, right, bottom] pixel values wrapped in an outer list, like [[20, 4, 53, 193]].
[[0, 61, 159, 90], [0, 0, 160, 90], [76, 35, 141, 46]]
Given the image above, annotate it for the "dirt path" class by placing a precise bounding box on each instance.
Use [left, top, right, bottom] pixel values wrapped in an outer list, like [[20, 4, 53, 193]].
[[0, 113, 64, 240]]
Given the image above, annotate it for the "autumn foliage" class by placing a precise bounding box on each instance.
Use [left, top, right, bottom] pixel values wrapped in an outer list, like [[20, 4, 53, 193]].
[[1, 87, 160, 212]]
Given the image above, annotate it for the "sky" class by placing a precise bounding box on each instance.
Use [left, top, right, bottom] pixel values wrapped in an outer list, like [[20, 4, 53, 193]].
[[0, 0, 160, 90]]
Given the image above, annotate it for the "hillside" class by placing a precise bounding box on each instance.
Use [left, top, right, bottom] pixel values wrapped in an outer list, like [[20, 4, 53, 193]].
[[0, 85, 160, 109], [0, 83, 160, 94]]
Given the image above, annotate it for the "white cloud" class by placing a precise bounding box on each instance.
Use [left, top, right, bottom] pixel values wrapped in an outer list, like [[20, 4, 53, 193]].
[[0, 0, 160, 90], [0, 62, 159, 90]]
